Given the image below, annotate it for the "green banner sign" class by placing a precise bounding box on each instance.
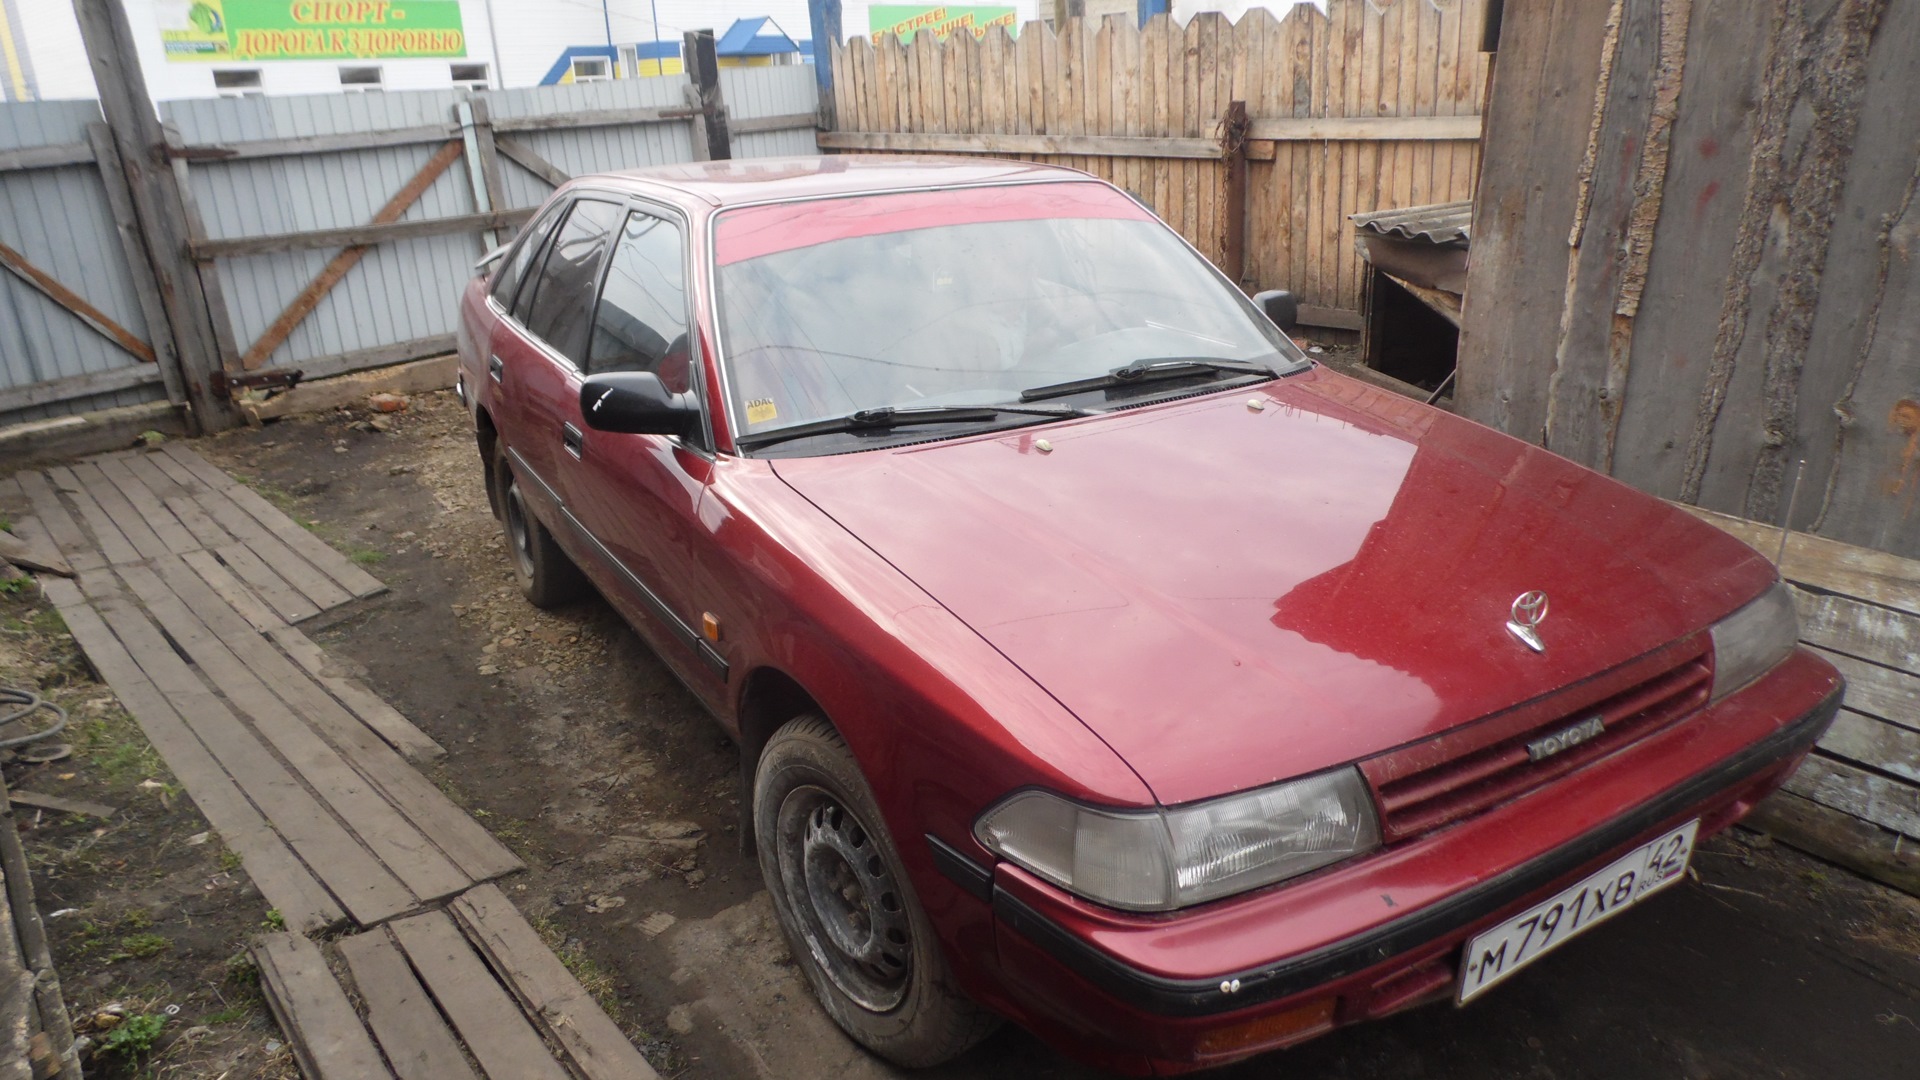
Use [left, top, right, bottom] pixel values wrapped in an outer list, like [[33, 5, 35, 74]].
[[868, 5, 1019, 44], [160, 1, 467, 62]]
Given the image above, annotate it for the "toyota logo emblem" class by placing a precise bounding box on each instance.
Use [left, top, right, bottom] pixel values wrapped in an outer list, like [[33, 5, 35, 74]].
[[1506, 591, 1549, 652]]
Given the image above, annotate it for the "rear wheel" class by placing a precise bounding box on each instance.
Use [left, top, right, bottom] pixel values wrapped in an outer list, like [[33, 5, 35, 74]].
[[755, 715, 998, 1067], [500, 463, 586, 609]]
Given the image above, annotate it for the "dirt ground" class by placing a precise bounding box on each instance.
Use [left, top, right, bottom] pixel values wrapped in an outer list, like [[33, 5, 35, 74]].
[[12, 386, 1920, 1078]]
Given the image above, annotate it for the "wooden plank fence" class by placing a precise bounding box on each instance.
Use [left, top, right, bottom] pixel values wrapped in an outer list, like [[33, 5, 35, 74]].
[[823, 2, 1490, 326]]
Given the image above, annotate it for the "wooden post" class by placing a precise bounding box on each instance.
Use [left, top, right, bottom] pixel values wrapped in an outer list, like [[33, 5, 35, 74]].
[[87, 122, 186, 407], [683, 30, 732, 162], [72, 0, 236, 432], [456, 99, 507, 249], [1222, 100, 1250, 289], [807, 0, 843, 129]]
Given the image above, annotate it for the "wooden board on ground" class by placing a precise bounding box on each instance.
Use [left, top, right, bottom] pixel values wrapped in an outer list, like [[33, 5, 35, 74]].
[[388, 911, 573, 1080], [337, 929, 480, 1080], [451, 884, 661, 1080], [269, 624, 447, 763], [6, 791, 115, 819], [39, 578, 345, 933], [253, 933, 392, 1080]]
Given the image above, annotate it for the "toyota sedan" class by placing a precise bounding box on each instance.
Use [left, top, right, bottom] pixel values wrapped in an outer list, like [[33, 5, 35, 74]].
[[455, 156, 1842, 1074]]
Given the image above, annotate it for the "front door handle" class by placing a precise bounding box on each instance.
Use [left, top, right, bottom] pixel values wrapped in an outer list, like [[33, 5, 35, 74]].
[[488, 354, 504, 381], [562, 422, 584, 459]]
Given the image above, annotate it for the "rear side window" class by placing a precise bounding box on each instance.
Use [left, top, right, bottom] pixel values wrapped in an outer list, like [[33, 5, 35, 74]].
[[491, 201, 566, 310], [588, 211, 690, 389], [520, 198, 624, 364]]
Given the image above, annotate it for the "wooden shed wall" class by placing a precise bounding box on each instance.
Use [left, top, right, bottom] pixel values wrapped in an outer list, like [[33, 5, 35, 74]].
[[1458, 0, 1920, 559]]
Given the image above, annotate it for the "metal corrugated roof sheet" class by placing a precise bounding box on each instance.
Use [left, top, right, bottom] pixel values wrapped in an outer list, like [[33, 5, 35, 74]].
[[1350, 200, 1473, 245]]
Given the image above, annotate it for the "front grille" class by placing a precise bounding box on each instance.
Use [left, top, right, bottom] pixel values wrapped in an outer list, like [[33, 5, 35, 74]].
[[1360, 638, 1713, 842]]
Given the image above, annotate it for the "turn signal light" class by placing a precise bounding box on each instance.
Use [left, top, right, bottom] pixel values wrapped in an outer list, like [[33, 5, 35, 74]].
[[1192, 997, 1337, 1060]]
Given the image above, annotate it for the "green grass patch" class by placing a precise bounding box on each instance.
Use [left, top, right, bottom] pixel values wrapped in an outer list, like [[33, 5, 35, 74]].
[[346, 545, 386, 566], [261, 909, 286, 932], [531, 915, 620, 1017], [99, 1013, 166, 1058], [73, 714, 166, 790], [114, 933, 171, 960]]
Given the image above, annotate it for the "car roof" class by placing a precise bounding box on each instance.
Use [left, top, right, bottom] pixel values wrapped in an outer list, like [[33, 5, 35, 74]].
[[576, 155, 1093, 209]]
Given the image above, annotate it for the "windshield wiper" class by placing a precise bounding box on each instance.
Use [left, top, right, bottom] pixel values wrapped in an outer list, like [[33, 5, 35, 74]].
[[735, 403, 1090, 451], [1018, 357, 1282, 403]]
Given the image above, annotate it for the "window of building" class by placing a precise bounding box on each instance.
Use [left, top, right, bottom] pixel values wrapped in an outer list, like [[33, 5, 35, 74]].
[[339, 66, 384, 91], [212, 69, 263, 96], [618, 45, 638, 79], [571, 57, 611, 83], [451, 62, 491, 90]]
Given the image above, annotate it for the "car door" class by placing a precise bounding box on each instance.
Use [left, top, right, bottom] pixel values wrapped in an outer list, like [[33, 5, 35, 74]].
[[496, 196, 625, 516], [570, 204, 727, 707]]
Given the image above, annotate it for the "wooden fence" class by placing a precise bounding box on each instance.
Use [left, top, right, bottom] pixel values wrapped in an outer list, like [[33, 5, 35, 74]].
[[822, 1, 1490, 325]]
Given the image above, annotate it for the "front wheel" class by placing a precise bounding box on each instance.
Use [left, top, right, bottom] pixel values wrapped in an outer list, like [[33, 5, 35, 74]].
[[500, 466, 587, 609], [754, 715, 998, 1067]]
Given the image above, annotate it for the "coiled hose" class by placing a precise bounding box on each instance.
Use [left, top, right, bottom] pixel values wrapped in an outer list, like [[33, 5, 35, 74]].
[[0, 687, 67, 750]]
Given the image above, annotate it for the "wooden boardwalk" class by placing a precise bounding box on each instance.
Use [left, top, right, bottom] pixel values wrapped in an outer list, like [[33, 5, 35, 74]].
[[2, 447, 656, 1078]]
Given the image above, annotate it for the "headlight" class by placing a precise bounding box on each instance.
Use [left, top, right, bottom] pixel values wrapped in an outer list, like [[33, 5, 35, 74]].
[[1709, 581, 1799, 702], [974, 768, 1381, 912]]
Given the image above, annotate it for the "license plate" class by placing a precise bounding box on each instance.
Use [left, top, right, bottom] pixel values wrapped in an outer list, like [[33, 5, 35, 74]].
[[1456, 820, 1698, 1004]]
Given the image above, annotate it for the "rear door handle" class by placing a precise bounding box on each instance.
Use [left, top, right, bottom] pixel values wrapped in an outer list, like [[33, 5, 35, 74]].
[[488, 354, 504, 381], [562, 423, 584, 459]]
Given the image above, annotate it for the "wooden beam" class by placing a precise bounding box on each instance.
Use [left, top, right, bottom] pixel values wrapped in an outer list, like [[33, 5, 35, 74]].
[[0, 240, 156, 363], [1298, 304, 1367, 331], [0, 141, 94, 173], [254, 333, 457, 385], [730, 112, 818, 135], [684, 29, 732, 162], [1222, 101, 1250, 287], [494, 136, 571, 189], [817, 130, 1229, 159], [239, 141, 465, 369], [72, 0, 235, 431], [193, 207, 533, 260], [1247, 115, 1484, 141], [89, 123, 186, 407], [490, 105, 700, 134], [169, 123, 459, 162]]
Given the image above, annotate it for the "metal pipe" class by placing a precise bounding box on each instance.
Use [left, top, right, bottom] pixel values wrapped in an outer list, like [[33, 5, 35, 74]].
[[1775, 458, 1807, 567]]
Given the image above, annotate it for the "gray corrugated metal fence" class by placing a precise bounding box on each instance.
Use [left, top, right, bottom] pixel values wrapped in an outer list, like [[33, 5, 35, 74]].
[[0, 100, 168, 425], [2, 64, 817, 429]]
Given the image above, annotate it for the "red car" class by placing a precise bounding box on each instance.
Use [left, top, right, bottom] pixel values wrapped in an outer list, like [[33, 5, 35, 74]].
[[455, 157, 1842, 1074]]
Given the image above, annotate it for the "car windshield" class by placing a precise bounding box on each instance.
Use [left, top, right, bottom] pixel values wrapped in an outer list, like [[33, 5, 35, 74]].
[[712, 183, 1306, 451]]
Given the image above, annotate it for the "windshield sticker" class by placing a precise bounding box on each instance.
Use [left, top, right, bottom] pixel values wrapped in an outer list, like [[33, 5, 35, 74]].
[[746, 398, 779, 425]]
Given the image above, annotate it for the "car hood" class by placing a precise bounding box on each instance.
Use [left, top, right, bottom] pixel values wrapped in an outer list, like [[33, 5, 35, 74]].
[[770, 369, 1775, 806]]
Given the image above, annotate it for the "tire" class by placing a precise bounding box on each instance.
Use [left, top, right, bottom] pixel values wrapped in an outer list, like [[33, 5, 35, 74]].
[[500, 464, 587, 609], [755, 715, 999, 1068]]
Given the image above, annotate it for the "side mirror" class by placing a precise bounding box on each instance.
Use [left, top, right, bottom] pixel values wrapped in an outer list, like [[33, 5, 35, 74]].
[[1253, 289, 1299, 333], [579, 372, 699, 437]]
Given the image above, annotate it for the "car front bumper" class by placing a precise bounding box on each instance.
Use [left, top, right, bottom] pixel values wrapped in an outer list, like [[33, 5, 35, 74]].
[[983, 648, 1842, 1074]]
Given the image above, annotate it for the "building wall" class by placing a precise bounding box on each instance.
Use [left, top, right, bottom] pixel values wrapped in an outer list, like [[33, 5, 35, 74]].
[[10, 2, 1044, 102]]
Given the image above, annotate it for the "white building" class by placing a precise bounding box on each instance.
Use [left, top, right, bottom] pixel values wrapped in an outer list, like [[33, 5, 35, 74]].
[[0, 1, 1046, 102]]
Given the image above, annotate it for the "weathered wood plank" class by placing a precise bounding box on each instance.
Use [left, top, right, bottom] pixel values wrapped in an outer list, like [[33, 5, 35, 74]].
[[192, 208, 534, 260], [190, 488, 352, 613], [1783, 753, 1920, 840], [450, 885, 659, 1080], [92, 456, 196, 554], [0, 362, 165, 417], [66, 463, 167, 561], [161, 444, 386, 598], [491, 104, 700, 133], [1818, 709, 1920, 784], [40, 577, 343, 932], [1246, 115, 1484, 141], [213, 541, 321, 625], [7, 790, 115, 819], [15, 472, 103, 575], [44, 466, 140, 566], [119, 561, 470, 905], [1793, 589, 1919, 669], [174, 123, 457, 162], [1747, 789, 1920, 896], [816, 130, 1227, 159], [493, 136, 571, 190], [267, 625, 446, 764], [75, 570, 414, 925], [252, 933, 392, 1080], [337, 929, 480, 1080], [179, 548, 280, 633], [388, 912, 572, 1080], [257, 333, 457, 386], [1811, 648, 1920, 732], [0, 240, 156, 364], [1678, 504, 1920, 620], [159, 494, 234, 551], [0, 142, 94, 173], [730, 112, 817, 135], [151, 555, 514, 880]]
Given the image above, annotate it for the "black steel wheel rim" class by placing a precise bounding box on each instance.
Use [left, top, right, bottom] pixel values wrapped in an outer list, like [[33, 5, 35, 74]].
[[775, 784, 913, 1013]]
